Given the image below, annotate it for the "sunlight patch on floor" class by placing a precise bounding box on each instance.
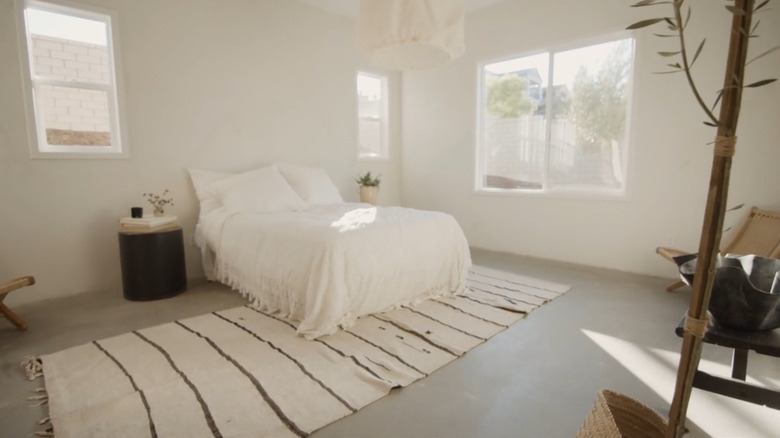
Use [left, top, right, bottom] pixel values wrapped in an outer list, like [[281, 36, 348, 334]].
[[582, 329, 777, 438]]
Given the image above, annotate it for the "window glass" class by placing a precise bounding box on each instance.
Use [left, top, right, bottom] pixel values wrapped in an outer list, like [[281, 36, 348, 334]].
[[357, 72, 388, 160], [37, 85, 111, 146], [19, 0, 125, 157], [478, 36, 634, 196]]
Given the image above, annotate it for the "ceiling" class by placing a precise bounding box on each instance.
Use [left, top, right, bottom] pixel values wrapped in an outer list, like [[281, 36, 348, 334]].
[[292, 0, 505, 19]]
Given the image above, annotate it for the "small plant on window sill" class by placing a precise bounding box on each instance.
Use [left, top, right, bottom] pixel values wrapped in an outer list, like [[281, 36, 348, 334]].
[[143, 189, 174, 216], [356, 171, 381, 187]]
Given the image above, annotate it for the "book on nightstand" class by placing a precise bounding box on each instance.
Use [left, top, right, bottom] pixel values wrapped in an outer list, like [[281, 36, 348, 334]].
[[120, 222, 180, 233], [119, 215, 179, 233]]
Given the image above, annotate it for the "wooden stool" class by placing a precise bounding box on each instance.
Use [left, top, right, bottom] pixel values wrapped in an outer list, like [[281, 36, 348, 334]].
[[0, 276, 35, 330]]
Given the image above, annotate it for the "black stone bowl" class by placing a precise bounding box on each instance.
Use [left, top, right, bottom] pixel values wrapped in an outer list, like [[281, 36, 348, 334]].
[[675, 254, 780, 331]]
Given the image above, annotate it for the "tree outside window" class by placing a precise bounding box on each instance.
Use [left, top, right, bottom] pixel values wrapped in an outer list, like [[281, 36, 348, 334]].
[[477, 36, 635, 196]]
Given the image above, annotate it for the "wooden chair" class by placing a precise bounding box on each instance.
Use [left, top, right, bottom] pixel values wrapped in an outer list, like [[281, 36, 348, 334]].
[[0, 276, 35, 330], [657, 207, 780, 291]]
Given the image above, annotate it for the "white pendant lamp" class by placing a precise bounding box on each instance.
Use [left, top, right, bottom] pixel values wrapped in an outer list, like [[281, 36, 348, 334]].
[[357, 0, 465, 70]]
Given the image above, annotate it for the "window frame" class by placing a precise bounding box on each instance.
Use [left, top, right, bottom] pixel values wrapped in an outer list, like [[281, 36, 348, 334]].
[[15, 0, 128, 159], [474, 31, 636, 200], [356, 70, 389, 161]]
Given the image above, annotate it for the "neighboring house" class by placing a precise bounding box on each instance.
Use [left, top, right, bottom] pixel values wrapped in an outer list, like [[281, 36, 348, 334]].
[[536, 84, 571, 117], [506, 68, 543, 106]]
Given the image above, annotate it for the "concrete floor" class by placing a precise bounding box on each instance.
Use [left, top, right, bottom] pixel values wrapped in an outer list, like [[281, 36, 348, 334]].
[[1, 248, 778, 437]]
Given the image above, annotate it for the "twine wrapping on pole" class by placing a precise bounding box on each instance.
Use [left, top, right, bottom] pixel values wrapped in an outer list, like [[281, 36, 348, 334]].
[[714, 135, 737, 157], [683, 314, 710, 338]]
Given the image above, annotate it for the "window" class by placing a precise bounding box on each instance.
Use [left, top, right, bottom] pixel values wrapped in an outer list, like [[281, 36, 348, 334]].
[[476, 35, 635, 197], [356, 72, 388, 160], [17, 0, 126, 158]]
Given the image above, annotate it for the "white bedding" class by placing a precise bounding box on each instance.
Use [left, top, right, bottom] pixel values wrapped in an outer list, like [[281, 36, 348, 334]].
[[198, 203, 471, 339]]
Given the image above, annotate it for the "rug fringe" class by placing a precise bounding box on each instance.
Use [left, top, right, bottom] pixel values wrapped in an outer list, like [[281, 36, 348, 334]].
[[28, 390, 48, 407], [31, 426, 53, 437], [22, 356, 43, 381]]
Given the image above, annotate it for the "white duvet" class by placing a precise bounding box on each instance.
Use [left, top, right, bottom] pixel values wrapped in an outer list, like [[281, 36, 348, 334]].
[[198, 203, 471, 339]]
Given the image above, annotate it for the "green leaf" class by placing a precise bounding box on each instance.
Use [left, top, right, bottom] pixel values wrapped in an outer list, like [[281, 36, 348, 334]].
[[653, 69, 684, 75], [744, 78, 778, 88], [710, 89, 724, 112], [726, 5, 746, 15], [690, 38, 706, 67], [754, 0, 770, 12], [652, 33, 678, 38], [703, 121, 718, 127], [658, 51, 681, 57], [727, 203, 746, 212], [750, 20, 760, 36], [746, 44, 780, 66], [684, 6, 691, 29], [626, 18, 665, 29], [667, 62, 682, 69], [664, 17, 677, 29], [631, 0, 671, 6]]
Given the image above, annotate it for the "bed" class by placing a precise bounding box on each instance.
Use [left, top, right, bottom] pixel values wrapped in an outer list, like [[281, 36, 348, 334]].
[[189, 164, 472, 339]]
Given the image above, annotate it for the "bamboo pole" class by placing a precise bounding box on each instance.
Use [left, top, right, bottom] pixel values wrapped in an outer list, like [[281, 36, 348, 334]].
[[666, 1, 754, 436]]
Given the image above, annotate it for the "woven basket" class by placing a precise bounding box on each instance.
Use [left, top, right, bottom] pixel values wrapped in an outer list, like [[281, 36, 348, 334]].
[[577, 389, 667, 438]]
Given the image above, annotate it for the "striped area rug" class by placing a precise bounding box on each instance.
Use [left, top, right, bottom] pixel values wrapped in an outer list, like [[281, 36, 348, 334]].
[[28, 266, 569, 438]]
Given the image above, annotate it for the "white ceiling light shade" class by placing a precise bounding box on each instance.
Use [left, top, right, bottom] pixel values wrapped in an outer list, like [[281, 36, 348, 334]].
[[357, 0, 465, 70]]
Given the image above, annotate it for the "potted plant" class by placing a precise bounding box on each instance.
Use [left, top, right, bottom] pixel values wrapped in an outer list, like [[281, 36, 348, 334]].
[[356, 171, 381, 205], [142, 189, 174, 216], [578, 2, 779, 437]]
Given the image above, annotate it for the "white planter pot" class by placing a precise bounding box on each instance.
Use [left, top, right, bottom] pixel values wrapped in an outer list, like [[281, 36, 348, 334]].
[[359, 186, 379, 205]]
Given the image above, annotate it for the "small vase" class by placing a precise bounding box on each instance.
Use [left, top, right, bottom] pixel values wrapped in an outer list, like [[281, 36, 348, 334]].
[[153, 207, 164, 217], [359, 186, 379, 205]]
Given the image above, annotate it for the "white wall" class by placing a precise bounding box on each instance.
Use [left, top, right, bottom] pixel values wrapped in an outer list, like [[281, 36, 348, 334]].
[[401, 0, 780, 278], [0, 0, 402, 305]]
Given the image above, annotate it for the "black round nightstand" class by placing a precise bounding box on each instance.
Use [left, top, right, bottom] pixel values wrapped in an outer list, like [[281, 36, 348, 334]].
[[118, 227, 187, 301]]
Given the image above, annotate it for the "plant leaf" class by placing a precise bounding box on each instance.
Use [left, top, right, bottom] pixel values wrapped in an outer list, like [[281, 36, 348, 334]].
[[754, 0, 770, 12], [653, 70, 685, 74], [726, 5, 746, 15], [652, 33, 678, 38], [744, 78, 778, 88], [746, 44, 780, 66], [710, 89, 724, 112], [703, 121, 718, 127], [631, 0, 671, 6], [627, 18, 666, 29], [664, 17, 678, 29], [690, 38, 706, 67], [684, 6, 691, 29], [727, 203, 746, 212], [658, 51, 681, 57], [750, 19, 761, 37], [667, 62, 682, 69]]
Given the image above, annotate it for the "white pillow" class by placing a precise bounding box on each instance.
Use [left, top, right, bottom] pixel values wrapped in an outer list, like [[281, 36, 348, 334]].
[[275, 163, 344, 206], [211, 166, 308, 213], [187, 168, 234, 215]]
